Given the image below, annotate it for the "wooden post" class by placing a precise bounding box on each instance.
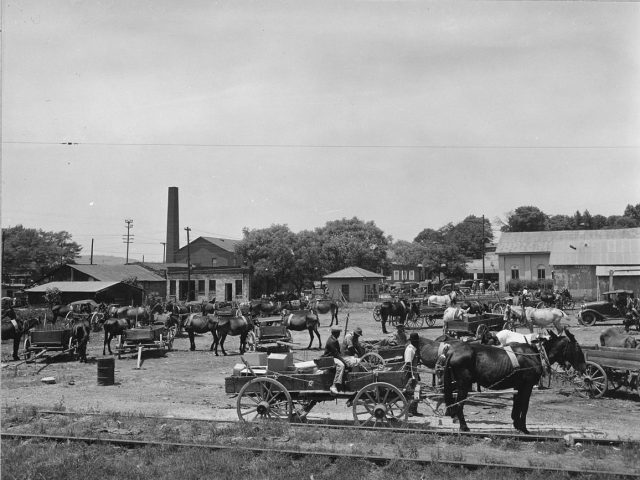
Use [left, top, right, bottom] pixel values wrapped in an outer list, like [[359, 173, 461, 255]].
[[136, 346, 143, 369]]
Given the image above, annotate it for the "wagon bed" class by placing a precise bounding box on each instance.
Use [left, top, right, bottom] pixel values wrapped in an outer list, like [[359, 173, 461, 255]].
[[116, 325, 175, 358], [254, 318, 292, 353], [24, 326, 74, 360], [581, 345, 640, 398], [444, 313, 504, 337]]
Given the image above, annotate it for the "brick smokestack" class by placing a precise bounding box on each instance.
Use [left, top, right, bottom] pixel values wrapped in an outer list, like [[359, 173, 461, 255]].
[[166, 187, 179, 263]]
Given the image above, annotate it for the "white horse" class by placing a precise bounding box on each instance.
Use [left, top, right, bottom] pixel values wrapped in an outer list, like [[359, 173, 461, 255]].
[[494, 329, 545, 346], [504, 306, 565, 333], [442, 306, 469, 323], [428, 291, 458, 307]]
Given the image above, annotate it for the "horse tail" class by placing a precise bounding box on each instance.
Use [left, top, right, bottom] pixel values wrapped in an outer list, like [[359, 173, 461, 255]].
[[442, 352, 456, 417]]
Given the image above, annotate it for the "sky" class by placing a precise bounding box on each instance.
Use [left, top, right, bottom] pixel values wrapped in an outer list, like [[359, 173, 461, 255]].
[[1, 0, 639, 263]]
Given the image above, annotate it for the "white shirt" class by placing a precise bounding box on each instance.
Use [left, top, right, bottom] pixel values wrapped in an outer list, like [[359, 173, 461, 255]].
[[404, 343, 417, 363]]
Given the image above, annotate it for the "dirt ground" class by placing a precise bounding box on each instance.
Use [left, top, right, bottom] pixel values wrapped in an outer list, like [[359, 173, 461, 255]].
[[2, 306, 639, 441]]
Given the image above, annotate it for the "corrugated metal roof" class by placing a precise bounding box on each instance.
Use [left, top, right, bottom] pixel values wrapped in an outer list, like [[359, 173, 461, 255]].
[[465, 253, 499, 273], [549, 237, 640, 265], [201, 237, 240, 253], [496, 228, 640, 254], [595, 266, 640, 276], [323, 267, 385, 279], [69, 264, 165, 282], [26, 281, 122, 293]]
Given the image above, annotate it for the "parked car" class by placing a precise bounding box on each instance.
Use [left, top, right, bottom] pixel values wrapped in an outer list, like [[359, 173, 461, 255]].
[[578, 290, 635, 326]]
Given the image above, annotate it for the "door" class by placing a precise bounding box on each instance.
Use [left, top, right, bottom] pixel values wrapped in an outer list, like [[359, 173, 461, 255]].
[[225, 283, 233, 302], [341, 284, 350, 302]]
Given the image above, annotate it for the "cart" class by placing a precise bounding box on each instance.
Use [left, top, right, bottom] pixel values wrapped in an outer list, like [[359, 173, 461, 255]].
[[407, 301, 446, 329], [225, 360, 412, 426], [580, 345, 640, 399], [254, 318, 292, 354], [23, 326, 76, 361], [65, 300, 107, 332], [443, 313, 505, 338], [359, 344, 406, 371], [116, 324, 176, 359]]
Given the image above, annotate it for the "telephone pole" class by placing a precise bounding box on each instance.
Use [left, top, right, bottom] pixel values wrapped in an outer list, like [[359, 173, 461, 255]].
[[123, 219, 134, 264], [184, 226, 192, 301], [482, 214, 486, 284]]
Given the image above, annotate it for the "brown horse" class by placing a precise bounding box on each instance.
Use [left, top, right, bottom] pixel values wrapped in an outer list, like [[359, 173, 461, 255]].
[[1, 315, 40, 360], [214, 311, 254, 356], [309, 298, 339, 326], [183, 313, 219, 351], [379, 300, 408, 333], [281, 309, 321, 349], [443, 328, 586, 434], [70, 318, 91, 362], [50, 304, 72, 324], [103, 316, 132, 355]]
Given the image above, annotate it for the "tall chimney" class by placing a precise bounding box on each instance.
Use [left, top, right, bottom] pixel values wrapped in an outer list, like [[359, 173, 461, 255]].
[[166, 187, 179, 263]]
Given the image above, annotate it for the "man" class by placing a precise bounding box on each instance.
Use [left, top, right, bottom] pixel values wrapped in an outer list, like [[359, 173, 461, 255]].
[[322, 326, 359, 395], [342, 327, 365, 357], [404, 332, 422, 416]]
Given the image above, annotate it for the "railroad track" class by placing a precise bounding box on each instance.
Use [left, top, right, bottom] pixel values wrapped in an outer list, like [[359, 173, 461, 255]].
[[2, 431, 638, 478]]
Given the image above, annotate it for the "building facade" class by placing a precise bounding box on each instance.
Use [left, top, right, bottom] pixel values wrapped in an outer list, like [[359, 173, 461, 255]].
[[323, 266, 386, 303]]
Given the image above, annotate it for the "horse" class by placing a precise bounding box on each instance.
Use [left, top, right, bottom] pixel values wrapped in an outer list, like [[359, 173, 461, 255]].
[[1, 315, 40, 360], [309, 298, 339, 326], [214, 310, 254, 356], [183, 313, 219, 351], [504, 306, 565, 334], [103, 316, 132, 355], [70, 318, 91, 362], [379, 299, 409, 333], [428, 291, 457, 307], [600, 327, 638, 349], [166, 302, 190, 335], [50, 304, 72, 324], [281, 309, 321, 349], [460, 301, 490, 315], [493, 329, 544, 347], [249, 298, 278, 318], [443, 328, 586, 433]]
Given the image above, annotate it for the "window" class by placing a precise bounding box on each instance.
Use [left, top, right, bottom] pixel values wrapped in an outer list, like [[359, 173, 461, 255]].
[[537, 265, 546, 280], [409, 270, 415, 281], [209, 279, 216, 295], [511, 266, 520, 280], [401, 270, 408, 280], [169, 280, 176, 296], [235, 280, 243, 298], [211, 257, 217, 266], [198, 280, 205, 295], [393, 270, 400, 280]]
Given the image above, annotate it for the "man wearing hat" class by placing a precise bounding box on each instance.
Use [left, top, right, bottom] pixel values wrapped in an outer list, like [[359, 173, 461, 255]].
[[342, 327, 365, 357], [322, 326, 360, 395], [404, 332, 423, 416]]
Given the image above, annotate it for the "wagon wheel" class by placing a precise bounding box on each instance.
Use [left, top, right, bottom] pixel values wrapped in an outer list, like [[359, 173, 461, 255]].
[[68, 336, 76, 359], [425, 315, 437, 328], [491, 303, 507, 315], [23, 338, 32, 360], [63, 311, 74, 328], [502, 320, 515, 332], [352, 382, 408, 427], [373, 306, 381, 322], [405, 315, 424, 329], [536, 302, 546, 309], [236, 377, 292, 422], [359, 352, 385, 372], [581, 361, 607, 398], [245, 331, 256, 352]]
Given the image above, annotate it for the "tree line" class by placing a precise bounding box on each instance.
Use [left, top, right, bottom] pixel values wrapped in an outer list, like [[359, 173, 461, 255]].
[[3, 203, 637, 293]]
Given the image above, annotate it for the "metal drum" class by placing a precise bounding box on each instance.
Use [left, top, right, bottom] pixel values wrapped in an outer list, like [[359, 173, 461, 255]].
[[97, 357, 115, 386]]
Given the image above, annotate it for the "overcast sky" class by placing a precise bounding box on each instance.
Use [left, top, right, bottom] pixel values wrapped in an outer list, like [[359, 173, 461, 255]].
[[2, 0, 639, 262]]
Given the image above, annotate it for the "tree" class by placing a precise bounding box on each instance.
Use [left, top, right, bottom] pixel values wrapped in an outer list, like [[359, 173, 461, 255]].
[[623, 203, 640, 221], [501, 206, 548, 232], [547, 214, 573, 231], [44, 286, 61, 309], [388, 240, 429, 266], [444, 215, 493, 258], [414, 228, 443, 246], [2, 225, 82, 278]]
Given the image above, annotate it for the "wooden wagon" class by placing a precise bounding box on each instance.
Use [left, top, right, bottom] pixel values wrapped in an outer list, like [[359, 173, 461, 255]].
[[253, 318, 292, 354], [443, 313, 505, 338], [581, 345, 640, 399], [23, 326, 75, 361], [225, 359, 412, 426], [116, 324, 175, 359]]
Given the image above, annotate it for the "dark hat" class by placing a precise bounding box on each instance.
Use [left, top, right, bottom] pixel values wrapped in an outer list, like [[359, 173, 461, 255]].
[[353, 327, 363, 336], [396, 324, 405, 329], [409, 332, 420, 343], [331, 326, 342, 333]]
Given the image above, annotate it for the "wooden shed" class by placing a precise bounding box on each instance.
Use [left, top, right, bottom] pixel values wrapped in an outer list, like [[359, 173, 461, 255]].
[[323, 267, 385, 303]]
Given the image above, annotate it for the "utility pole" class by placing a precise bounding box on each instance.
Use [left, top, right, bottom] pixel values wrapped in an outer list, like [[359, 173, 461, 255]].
[[184, 226, 191, 301], [123, 219, 134, 264], [160, 242, 166, 263], [90, 239, 94, 265], [482, 214, 486, 285]]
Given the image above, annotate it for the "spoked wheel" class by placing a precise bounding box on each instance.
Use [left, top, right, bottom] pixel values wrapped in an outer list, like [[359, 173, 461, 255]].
[[405, 315, 424, 329], [491, 303, 507, 315], [502, 320, 515, 332], [352, 382, 408, 427], [236, 377, 292, 422], [23, 338, 32, 360], [245, 331, 256, 352], [90, 312, 105, 332], [63, 312, 74, 329], [359, 352, 385, 372], [425, 316, 437, 328], [373, 306, 381, 322], [582, 361, 607, 398]]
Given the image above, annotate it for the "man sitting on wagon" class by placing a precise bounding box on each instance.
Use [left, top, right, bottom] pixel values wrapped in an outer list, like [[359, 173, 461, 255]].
[[323, 326, 360, 395]]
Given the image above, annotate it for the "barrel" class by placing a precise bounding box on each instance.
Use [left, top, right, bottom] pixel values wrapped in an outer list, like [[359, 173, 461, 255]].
[[97, 357, 115, 386]]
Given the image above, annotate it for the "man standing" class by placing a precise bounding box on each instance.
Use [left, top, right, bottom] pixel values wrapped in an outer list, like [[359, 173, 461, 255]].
[[404, 332, 422, 416]]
